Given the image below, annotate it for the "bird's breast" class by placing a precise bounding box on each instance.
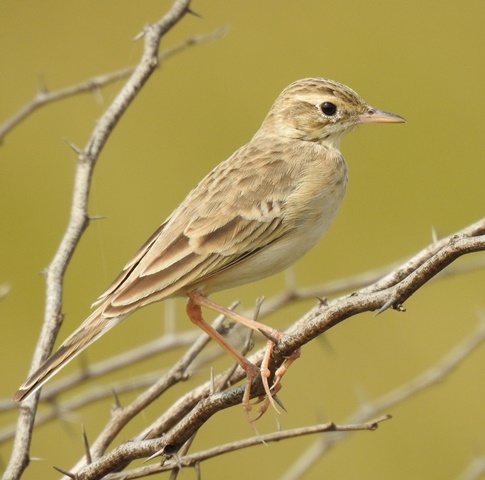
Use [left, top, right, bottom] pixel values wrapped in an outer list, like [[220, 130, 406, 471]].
[[286, 146, 348, 237]]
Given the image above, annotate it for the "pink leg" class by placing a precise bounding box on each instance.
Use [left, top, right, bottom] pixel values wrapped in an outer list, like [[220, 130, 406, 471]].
[[186, 296, 259, 420], [187, 291, 300, 420]]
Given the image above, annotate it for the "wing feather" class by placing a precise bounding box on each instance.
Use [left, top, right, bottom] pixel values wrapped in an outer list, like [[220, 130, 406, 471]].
[[93, 221, 168, 306], [94, 139, 304, 318]]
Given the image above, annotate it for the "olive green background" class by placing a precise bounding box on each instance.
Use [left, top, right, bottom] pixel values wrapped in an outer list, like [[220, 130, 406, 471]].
[[1, 1, 485, 479]]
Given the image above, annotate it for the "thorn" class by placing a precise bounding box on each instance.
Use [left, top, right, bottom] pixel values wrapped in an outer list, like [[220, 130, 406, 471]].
[[431, 226, 438, 242], [133, 26, 147, 42], [375, 298, 394, 316], [63, 138, 82, 155], [187, 7, 203, 18], [88, 214, 107, 221], [317, 296, 328, 307], [92, 85, 104, 105], [37, 73, 48, 94], [145, 444, 173, 463], [253, 297, 265, 321], [376, 298, 406, 316], [194, 461, 201, 480], [144, 450, 159, 463], [111, 389, 122, 414], [174, 452, 184, 470], [82, 425, 92, 464], [210, 367, 215, 395], [53, 466, 75, 478], [272, 395, 287, 412], [258, 328, 279, 344]]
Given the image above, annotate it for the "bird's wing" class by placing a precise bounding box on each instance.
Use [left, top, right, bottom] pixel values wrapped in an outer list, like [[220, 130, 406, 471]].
[[96, 143, 300, 317]]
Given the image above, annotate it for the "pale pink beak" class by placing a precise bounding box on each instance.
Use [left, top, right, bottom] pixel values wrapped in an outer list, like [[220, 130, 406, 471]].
[[360, 107, 406, 124]]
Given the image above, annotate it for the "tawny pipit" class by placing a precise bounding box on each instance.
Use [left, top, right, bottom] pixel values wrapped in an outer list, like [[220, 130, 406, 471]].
[[15, 78, 405, 412]]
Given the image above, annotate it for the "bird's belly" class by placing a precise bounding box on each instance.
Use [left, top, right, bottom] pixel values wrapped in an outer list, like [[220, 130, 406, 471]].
[[197, 193, 343, 294], [193, 150, 348, 295]]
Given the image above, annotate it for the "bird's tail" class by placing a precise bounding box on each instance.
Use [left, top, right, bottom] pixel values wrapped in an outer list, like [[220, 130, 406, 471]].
[[13, 307, 126, 402]]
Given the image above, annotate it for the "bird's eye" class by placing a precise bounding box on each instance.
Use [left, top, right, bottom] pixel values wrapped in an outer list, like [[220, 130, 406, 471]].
[[320, 102, 337, 116]]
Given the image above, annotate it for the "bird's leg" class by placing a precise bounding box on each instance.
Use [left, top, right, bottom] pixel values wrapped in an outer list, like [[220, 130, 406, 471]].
[[257, 329, 301, 413], [258, 333, 284, 414], [249, 344, 301, 421], [187, 291, 285, 414], [186, 296, 260, 421], [252, 382, 283, 421], [272, 347, 301, 392], [188, 291, 282, 338]]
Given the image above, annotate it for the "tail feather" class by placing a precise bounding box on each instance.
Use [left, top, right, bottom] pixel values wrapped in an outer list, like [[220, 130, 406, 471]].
[[13, 308, 126, 402]]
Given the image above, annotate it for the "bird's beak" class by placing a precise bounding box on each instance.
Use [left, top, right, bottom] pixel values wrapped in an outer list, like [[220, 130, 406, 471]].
[[359, 107, 406, 124]]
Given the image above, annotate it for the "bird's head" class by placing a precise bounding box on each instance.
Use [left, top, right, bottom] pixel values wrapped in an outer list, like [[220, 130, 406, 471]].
[[261, 77, 405, 147]]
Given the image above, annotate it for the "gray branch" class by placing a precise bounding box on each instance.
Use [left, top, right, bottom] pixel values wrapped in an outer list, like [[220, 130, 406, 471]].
[[3, 2, 193, 479], [3, 0, 485, 478]]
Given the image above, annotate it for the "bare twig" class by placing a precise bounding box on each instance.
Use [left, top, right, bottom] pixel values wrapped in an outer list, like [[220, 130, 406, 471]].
[[66, 417, 391, 480], [1, 251, 482, 422], [0, 330, 207, 442], [277, 220, 485, 359], [280, 317, 485, 480], [0, 27, 227, 144], [4, 2, 195, 479], [53, 220, 485, 479], [63, 308, 239, 476], [2, 251, 483, 416], [257, 252, 485, 319], [4, 0, 485, 477], [103, 416, 391, 479], [3, 221, 483, 476]]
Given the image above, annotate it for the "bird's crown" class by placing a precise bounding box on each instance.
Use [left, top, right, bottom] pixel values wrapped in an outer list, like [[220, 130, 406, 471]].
[[260, 77, 402, 146]]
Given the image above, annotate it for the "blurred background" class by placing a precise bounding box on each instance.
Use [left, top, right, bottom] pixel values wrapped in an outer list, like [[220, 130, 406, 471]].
[[1, 1, 484, 478]]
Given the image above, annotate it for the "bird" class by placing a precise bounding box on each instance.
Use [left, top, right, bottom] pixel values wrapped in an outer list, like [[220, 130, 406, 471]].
[[14, 77, 405, 414]]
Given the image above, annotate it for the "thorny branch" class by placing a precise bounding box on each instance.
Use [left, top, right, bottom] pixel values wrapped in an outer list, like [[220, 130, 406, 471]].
[[50, 219, 485, 480], [79, 416, 393, 479], [2, 1, 485, 479], [280, 317, 485, 480], [3, 1, 196, 479], [0, 27, 227, 144]]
